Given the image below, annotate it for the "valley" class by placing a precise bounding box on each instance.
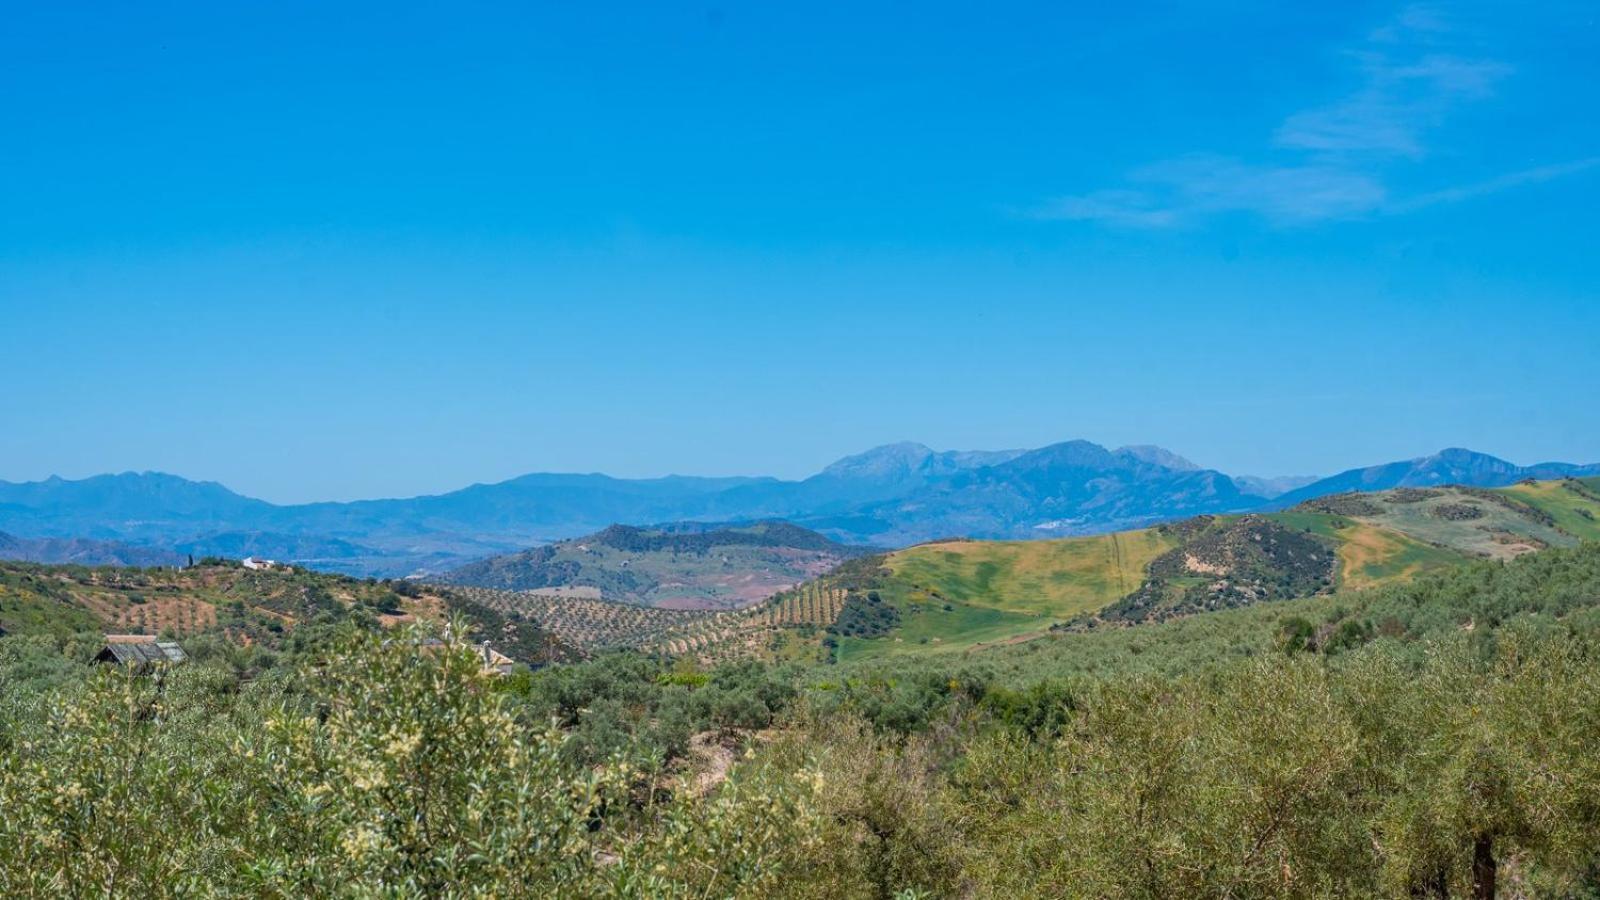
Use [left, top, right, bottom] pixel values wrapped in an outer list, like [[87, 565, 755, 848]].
[[619, 478, 1600, 665], [10, 477, 1594, 674], [437, 521, 868, 609], [5, 475, 1599, 898]]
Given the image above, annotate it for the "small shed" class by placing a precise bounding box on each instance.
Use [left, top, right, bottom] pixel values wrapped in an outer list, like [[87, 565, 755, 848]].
[[95, 634, 189, 666]]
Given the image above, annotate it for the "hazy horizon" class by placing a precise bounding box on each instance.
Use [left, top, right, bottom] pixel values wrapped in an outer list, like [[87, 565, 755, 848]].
[[3, 438, 1595, 507]]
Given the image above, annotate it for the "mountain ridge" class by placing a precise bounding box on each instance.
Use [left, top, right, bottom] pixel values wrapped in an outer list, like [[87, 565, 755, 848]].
[[1272, 448, 1600, 509], [3, 444, 1593, 576]]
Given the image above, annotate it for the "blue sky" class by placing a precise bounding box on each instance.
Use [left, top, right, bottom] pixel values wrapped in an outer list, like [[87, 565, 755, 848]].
[[2, 1, 1597, 503]]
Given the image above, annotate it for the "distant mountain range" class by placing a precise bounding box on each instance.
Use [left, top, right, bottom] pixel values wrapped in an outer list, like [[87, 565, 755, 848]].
[[0, 443, 1593, 577]]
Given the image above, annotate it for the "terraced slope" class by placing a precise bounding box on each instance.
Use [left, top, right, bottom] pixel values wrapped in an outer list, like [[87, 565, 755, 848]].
[[442, 585, 727, 651], [423, 479, 1600, 667], [0, 561, 569, 664], [439, 521, 868, 610], [1090, 516, 1336, 624]]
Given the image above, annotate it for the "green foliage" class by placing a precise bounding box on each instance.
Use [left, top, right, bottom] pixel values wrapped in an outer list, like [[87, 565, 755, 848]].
[[511, 651, 800, 765], [4, 539, 1600, 895], [828, 590, 900, 638], [0, 625, 830, 897], [1096, 515, 1337, 624]]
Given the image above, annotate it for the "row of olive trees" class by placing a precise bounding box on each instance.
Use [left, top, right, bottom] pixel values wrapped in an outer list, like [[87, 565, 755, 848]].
[[3, 623, 1599, 897], [768, 629, 1600, 898], [0, 627, 827, 898]]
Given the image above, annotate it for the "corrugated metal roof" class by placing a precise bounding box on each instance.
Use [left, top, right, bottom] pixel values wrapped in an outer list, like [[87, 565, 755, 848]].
[[100, 636, 188, 664]]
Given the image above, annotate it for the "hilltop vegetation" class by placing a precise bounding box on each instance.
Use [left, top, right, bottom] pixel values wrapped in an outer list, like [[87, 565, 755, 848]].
[[647, 478, 1600, 664], [1089, 515, 1336, 624], [5, 540, 1600, 895], [0, 559, 571, 667], [2, 477, 1599, 895]]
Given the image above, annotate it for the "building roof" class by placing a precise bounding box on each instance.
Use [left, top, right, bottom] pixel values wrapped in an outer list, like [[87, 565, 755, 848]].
[[406, 637, 517, 675], [100, 635, 188, 665]]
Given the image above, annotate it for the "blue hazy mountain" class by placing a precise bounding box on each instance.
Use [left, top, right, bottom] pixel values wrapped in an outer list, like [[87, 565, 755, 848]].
[[0, 472, 271, 542], [801, 441, 1260, 544], [1233, 474, 1319, 499], [1271, 448, 1600, 509], [0, 530, 185, 568], [1, 444, 1592, 576]]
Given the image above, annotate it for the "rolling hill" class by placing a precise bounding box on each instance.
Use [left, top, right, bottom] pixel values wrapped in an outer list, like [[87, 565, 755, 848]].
[[437, 521, 870, 610], [1271, 447, 1600, 508], [0, 559, 572, 665], [650, 477, 1600, 664]]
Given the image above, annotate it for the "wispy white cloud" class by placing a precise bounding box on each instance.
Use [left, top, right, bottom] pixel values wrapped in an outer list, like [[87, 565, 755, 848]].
[[1029, 190, 1178, 228], [1385, 157, 1600, 212], [1134, 157, 1388, 224], [1035, 5, 1582, 228], [1275, 53, 1509, 157]]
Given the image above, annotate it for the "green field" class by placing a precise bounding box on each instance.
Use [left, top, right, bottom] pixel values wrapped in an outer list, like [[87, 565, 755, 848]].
[[829, 486, 1575, 660], [1266, 504, 1470, 590], [885, 528, 1177, 618], [835, 539, 1600, 684], [826, 529, 1182, 662], [1327, 520, 1466, 590], [832, 598, 1042, 663], [679, 479, 1600, 665], [1499, 479, 1600, 541], [1264, 509, 1350, 539]]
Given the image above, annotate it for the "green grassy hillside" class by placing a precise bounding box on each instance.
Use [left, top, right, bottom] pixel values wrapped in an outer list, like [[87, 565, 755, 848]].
[[887, 529, 1176, 617], [672, 479, 1600, 665], [1499, 478, 1600, 540], [9, 524, 1600, 896], [834, 539, 1600, 685]]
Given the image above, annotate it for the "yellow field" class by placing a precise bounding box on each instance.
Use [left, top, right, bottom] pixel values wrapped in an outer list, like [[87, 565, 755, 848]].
[[1333, 521, 1464, 591], [884, 527, 1180, 619]]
